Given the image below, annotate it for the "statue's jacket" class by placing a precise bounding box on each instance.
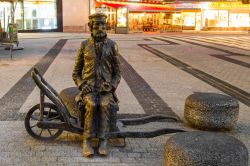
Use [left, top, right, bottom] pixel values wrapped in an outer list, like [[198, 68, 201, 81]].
[[72, 37, 121, 102]]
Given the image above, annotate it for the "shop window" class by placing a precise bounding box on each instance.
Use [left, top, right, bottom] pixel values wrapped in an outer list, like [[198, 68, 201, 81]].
[[218, 10, 228, 27], [172, 13, 182, 26], [203, 10, 228, 27], [96, 6, 116, 31], [203, 10, 218, 27], [22, 0, 57, 30], [229, 13, 250, 27], [182, 12, 195, 27], [0, 0, 57, 31]]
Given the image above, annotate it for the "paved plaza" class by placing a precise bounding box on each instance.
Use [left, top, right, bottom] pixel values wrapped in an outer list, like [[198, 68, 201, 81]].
[[0, 32, 249, 165]]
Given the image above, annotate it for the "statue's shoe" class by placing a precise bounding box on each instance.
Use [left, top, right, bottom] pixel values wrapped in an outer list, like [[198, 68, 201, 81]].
[[82, 140, 94, 158], [98, 139, 108, 156]]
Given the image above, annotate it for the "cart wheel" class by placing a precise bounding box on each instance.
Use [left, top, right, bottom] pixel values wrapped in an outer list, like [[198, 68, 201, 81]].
[[25, 103, 64, 141]]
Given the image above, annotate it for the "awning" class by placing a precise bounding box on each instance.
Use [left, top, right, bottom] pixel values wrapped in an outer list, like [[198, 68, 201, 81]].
[[96, 0, 175, 11]]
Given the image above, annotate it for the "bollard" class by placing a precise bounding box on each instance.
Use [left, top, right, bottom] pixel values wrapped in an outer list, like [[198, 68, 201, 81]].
[[184, 92, 239, 130], [164, 131, 248, 166]]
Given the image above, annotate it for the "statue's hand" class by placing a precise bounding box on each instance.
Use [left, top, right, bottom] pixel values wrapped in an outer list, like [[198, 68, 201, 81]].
[[81, 84, 93, 95], [102, 82, 113, 92]]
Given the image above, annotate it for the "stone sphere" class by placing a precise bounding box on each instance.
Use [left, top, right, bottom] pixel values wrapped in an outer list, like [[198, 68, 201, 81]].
[[184, 93, 239, 130], [164, 131, 248, 166]]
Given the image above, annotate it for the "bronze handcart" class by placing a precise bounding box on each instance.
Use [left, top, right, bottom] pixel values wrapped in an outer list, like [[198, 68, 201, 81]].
[[25, 68, 184, 143]]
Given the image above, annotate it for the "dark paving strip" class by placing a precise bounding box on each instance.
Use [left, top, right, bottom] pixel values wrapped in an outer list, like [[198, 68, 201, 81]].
[[228, 37, 250, 43], [0, 39, 68, 121], [144, 38, 152, 41], [152, 37, 179, 45], [139, 44, 250, 107], [210, 54, 250, 68], [202, 37, 250, 45], [144, 44, 175, 46], [69, 38, 144, 41], [111, 38, 144, 41], [20, 37, 85, 40], [119, 55, 180, 119], [162, 36, 250, 69], [163, 36, 249, 56], [186, 37, 250, 52], [70, 38, 145, 41], [67, 38, 87, 40]]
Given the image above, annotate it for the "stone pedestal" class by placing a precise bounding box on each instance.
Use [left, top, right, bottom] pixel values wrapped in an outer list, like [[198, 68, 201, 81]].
[[164, 131, 248, 166], [59, 87, 80, 118], [184, 93, 239, 130], [59, 87, 119, 132]]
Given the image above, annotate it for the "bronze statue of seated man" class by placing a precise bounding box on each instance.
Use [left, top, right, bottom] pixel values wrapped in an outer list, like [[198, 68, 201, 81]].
[[72, 13, 121, 157]]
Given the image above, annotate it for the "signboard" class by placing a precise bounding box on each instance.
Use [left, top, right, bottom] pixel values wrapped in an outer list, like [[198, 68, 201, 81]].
[[8, 23, 18, 43], [174, 3, 201, 9], [176, 0, 237, 2], [206, 2, 250, 9], [116, 7, 128, 27]]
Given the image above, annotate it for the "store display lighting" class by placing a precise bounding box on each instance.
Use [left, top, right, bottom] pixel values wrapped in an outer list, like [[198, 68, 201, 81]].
[[205, 2, 250, 9], [96, 0, 174, 10]]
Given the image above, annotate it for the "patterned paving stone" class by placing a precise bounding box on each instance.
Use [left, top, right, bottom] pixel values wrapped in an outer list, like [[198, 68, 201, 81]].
[[0, 33, 249, 165]]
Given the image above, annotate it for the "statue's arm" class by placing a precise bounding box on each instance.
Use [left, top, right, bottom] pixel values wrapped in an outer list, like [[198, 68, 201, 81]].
[[111, 42, 121, 90], [72, 42, 85, 90]]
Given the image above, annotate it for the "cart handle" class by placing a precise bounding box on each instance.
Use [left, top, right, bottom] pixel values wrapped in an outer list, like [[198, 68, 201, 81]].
[[32, 67, 59, 97], [31, 68, 71, 123]]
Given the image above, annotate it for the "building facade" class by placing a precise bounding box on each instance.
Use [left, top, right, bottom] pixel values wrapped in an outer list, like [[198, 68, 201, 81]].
[[0, 0, 250, 33], [0, 0, 62, 32]]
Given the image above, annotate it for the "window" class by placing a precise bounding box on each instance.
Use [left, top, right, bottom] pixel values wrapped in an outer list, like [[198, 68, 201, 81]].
[[229, 13, 250, 27], [22, 0, 57, 30], [1, 0, 58, 30]]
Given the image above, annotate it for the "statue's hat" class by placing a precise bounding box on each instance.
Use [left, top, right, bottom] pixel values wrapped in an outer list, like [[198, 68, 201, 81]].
[[89, 13, 107, 21]]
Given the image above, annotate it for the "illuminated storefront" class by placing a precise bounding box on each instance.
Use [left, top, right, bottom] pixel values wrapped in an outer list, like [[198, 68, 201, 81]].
[[201, 2, 250, 30], [94, 0, 203, 32], [94, 0, 250, 33], [1, 0, 249, 33], [0, 0, 61, 32]]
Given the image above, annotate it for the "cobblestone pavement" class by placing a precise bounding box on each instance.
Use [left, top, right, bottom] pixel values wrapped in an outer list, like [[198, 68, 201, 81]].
[[0, 33, 249, 165]]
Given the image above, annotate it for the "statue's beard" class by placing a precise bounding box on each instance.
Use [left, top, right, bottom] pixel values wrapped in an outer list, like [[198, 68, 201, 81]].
[[92, 31, 107, 42]]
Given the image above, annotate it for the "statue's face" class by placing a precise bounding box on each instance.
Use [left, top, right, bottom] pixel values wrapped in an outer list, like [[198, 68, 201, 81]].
[[91, 19, 107, 40]]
